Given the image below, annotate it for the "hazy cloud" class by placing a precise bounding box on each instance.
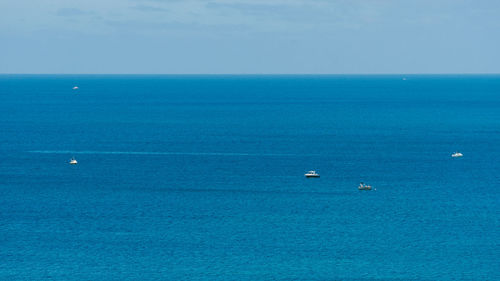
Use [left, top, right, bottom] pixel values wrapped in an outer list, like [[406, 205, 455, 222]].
[[205, 1, 337, 23], [56, 8, 94, 17], [131, 5, 168, 12]]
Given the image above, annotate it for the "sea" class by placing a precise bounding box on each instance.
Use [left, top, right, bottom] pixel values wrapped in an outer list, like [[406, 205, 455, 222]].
[[0, 75, 499, 280]]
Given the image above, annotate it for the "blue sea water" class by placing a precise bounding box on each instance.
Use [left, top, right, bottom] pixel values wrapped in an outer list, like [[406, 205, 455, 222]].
[[0, 75, 499, 280]]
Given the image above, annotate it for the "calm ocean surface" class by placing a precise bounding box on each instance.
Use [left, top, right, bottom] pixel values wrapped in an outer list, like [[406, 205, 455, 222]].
[[0, 75, 499, 280]]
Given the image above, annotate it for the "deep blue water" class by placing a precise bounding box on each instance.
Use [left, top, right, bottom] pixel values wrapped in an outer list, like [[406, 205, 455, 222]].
[[0, 75, 499, 280]]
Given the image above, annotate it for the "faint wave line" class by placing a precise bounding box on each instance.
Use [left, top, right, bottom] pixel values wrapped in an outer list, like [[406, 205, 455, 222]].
[[28, 150, 310, 157]]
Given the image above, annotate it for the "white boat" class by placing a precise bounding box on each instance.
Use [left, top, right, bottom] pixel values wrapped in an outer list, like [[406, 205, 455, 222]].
[[305, 170, 320, 177], [72, 86, 79, 90], [451, 152, 463, 158], [69, 157, 78, 165], [358, 182, 372, 190]]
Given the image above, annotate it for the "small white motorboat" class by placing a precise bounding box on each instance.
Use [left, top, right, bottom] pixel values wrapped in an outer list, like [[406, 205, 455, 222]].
[[305, 171, 320, 178], [451, 152, 463, 158], [358, 182, 372, 190], [69, 157, 78, 165], [72, 86, 79, 90]]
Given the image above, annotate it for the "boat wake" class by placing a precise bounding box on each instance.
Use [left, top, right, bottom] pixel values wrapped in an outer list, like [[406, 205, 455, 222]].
[[28, 150, 307, 157]]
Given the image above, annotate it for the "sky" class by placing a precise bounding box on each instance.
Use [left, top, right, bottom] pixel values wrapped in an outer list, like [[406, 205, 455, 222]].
[[1, 0, 499, 74]]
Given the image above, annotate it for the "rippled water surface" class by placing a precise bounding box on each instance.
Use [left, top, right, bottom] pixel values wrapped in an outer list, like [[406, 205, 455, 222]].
[[0, 75, 499, 280]]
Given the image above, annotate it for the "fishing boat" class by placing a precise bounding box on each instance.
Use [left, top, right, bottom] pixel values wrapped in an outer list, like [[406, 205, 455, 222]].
[[72, 86, 79, 90], [305, 171, 320, 178], [69, 157, 78, 165], [358, 182, 372, 190], [451, 152, 463, 158]]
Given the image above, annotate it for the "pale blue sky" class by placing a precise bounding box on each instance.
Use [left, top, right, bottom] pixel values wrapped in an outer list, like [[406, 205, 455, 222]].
[[1, 0, 499, 74]]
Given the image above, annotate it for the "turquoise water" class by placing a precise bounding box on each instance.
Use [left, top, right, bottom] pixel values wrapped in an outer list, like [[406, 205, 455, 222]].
[[0, 75, 499, 280]]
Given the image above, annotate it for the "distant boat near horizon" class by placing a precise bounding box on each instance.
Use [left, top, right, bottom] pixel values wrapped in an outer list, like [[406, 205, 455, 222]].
[[451, 152, 463, 158], [72, 86, 79, 90], [305, 170, 319, 178]]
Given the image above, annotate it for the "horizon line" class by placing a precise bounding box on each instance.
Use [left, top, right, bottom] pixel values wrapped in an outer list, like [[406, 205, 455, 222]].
[[1, 73, 500, 76]]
